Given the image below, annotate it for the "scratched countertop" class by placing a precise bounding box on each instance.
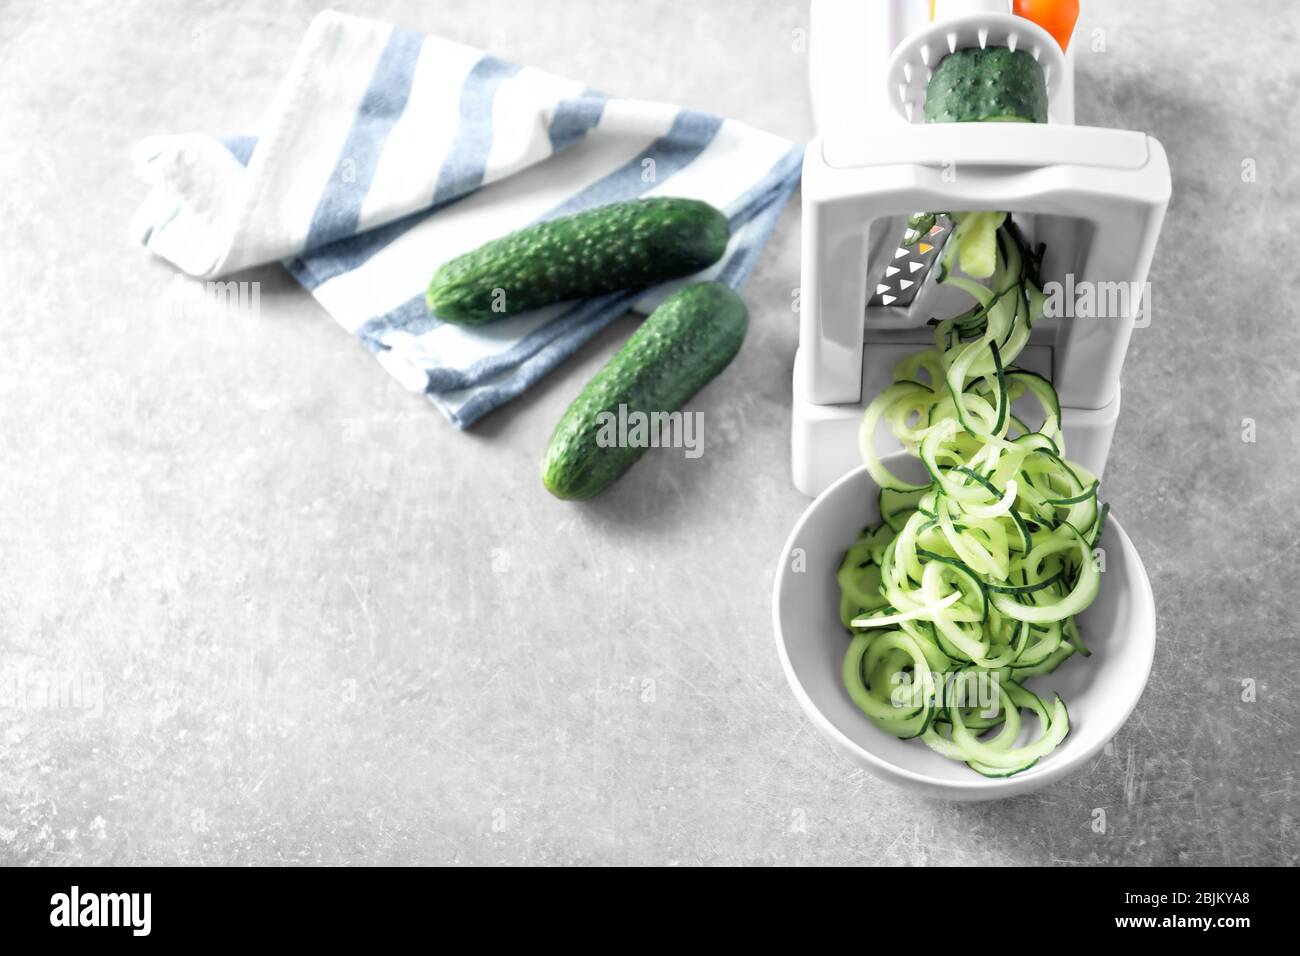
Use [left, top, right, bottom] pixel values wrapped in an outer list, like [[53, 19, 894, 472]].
[[1, 0, 1296, 865]]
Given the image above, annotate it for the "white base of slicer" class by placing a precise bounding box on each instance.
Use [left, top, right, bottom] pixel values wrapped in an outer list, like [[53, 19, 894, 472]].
[[791, 348, 1121, 499]]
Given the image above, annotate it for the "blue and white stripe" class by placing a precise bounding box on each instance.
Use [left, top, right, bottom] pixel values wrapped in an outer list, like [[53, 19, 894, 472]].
[[132, 11, 802, 428]]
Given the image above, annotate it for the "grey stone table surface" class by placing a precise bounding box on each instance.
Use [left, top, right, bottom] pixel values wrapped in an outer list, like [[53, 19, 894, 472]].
[[1, 0, 1297, 865]]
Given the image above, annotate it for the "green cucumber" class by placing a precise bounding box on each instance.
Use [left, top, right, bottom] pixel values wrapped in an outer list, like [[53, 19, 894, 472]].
[[426, 198, 730, 326], [914, 48, 1045, 285], [542, 282, 747, 500], [923, 46, 1048, 124], [949, 211, 1005, 279]]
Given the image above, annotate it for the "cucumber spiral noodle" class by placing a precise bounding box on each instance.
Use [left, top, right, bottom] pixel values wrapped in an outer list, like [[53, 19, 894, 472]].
[[838, 215, 1108, 777]]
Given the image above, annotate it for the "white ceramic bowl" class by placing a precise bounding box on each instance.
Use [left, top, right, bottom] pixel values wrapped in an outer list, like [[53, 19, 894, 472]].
[[772, 455, 1156, 800]]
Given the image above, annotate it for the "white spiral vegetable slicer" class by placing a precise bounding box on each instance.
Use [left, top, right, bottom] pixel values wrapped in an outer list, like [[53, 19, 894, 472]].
[[792, 0, 1171, 496]]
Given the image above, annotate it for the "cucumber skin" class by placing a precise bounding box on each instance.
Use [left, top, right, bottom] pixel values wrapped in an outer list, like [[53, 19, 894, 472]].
[[542, 282, 747, 500], [923, 48, 1047, 124], [426, 198, 730, 326]]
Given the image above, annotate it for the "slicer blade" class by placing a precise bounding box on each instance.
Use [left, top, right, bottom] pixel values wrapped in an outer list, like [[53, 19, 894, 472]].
[[868, 218, 950, 309]]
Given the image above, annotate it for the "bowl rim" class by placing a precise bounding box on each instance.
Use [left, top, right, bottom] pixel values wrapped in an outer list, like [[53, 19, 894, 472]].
[[771, 459, 1157, 799]]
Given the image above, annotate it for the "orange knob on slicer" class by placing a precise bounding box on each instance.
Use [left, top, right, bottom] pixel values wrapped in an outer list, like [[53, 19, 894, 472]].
[[1012, 0, 1079, 52]]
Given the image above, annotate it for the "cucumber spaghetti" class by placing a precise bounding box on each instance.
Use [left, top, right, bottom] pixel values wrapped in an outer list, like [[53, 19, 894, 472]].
[[838, 215, 1107, 776]]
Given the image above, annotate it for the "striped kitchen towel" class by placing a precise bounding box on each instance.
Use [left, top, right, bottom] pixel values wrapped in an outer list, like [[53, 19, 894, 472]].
[[131, 10, 802, 428]]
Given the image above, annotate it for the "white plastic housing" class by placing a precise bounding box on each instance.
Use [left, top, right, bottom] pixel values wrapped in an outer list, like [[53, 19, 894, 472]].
[[797, 124, 1171, 411], [809, 0, 1077, 142], [794, 0, 1170, 497]]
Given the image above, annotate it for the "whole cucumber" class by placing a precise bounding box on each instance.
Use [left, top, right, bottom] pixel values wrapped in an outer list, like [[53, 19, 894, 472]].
[[426, 197, 730, 326], [542, 282, 748, 500]]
